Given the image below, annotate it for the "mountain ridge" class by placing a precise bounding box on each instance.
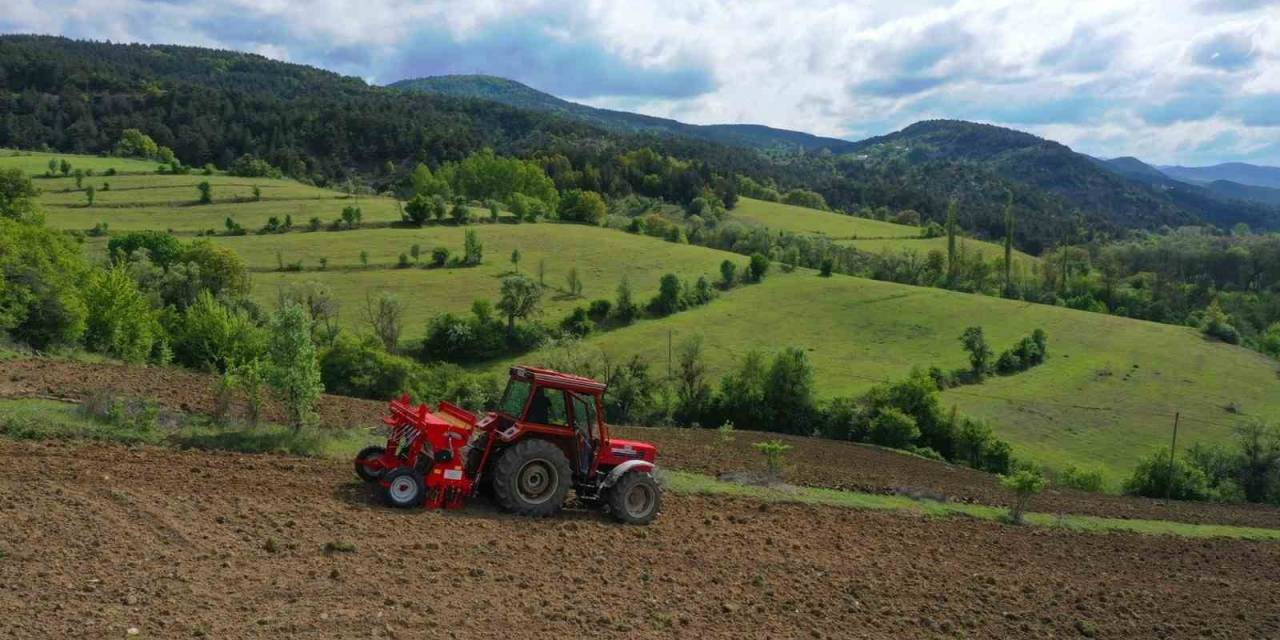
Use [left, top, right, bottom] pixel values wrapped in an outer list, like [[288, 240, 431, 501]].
[[389, 74, 856, 153]]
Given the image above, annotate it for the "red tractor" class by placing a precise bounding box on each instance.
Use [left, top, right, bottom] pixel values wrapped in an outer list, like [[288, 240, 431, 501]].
[[354, 366, 662, 524]]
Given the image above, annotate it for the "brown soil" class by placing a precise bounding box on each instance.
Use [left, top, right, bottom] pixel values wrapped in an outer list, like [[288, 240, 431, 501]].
[[617, 426, 1280, 530], [4, 357, 1280, 529], [1, 439, 1277, 639]]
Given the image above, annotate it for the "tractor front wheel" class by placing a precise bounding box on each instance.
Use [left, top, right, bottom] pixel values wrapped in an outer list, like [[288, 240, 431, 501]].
[[382, 468, 425, 508], [492, 439, 571, 517], [608, 472, 661, 525], [355, 446, 387, 483]]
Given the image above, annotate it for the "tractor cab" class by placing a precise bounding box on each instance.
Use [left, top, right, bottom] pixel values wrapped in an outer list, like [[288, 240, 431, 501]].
[[492, 366, 656, 480]]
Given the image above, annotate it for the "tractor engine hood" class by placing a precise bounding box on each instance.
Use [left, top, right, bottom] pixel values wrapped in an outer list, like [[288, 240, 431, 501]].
[[601, 438, 657, 465]]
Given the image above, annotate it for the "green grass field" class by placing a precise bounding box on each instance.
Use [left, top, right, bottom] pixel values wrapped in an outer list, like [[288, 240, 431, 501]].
[[836, 235, 1038, 270], [7, 150, 1277, 486], [732, 197, 922, 238], [232, 224, 732, 339], [495, 267, 1280, 484], [1, 148, 159, 175]]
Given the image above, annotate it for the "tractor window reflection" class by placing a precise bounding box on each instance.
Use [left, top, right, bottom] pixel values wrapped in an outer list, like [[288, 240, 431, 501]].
[[498, 378, 531, 417], [526, 387, 568, 426]]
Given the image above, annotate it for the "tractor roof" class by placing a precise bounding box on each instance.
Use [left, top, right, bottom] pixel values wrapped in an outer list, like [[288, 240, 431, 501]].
[[511, 365, 606, 393]]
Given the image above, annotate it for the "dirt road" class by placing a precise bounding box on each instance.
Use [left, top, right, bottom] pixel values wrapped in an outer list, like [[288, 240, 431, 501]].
[[1, 440, 1277, 639]]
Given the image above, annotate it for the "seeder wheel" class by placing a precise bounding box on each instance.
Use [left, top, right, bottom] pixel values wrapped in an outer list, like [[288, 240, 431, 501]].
[[354, 446, 387, 483], [382, 468, 426, 508]]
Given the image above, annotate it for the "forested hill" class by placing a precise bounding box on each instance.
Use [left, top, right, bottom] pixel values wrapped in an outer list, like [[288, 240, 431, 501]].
[[3, 35, 1279, 252], [391, 74, 855, 153]]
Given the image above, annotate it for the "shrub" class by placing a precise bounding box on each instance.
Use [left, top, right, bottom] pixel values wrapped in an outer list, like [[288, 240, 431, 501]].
[[0, 219, 90, 349], [614, 277, 638, 324], [747, 253, 769, 282], [869, 407, 919, 448], [753, 439, 792, 478], [463, 229, 483, 265], [228, 154, 283, 178], [320, 334, 415, 400], [648, 274, 683, 316], [559, 189, 608, 225], [959, 326, 992, 377], [1123, 451, 1214, 501], [1058, 465, 1106, 493], [819, 257, 834, 277], [82, 265, 161, 363], [197, 181, 212, 204], [430, 246, 450, 267], [169, 292, 267, 372], [266, 304, 324, 431], [1001, 468, 1047, 524], [1201, 299, 1240, 344], [397, 253, 411, 269], [560, 307, 593, 337], [587, 299, 612, 323], [107, 230, 183, 267], [719, 260, 737, 288]]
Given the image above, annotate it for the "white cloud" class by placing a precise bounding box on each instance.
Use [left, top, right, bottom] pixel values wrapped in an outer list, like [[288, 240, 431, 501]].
[[2, 0, 1279, 164]]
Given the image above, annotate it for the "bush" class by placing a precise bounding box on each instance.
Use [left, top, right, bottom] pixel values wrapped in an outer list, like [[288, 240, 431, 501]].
[[0, 219, 90, 349], [1201, 299, 1241, 344], [228, 154, 283, 178], [169, 291, 267, 372], [753, 439, 792, 478], [719, 260, 737, 288], [587, 299, 612, 323], [82, 265, 162, 363], [648, 274, 683, 316], [869, 407, 919, 448], [748, 253, 769, 282], [266, 304, 324, 430], [559, 307, 593, 337], [430, 246, 450, 267], [107, 230, 183, 267], [1123, 451, 1215, 501], [559, 189, 608, 225], [320, 334, 416, 400], [1058, 465, 1106, 493], [1001, 468, 1046, 524]]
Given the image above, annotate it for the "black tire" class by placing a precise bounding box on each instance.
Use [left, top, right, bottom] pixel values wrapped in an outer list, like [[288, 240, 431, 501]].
[[381, 468, 425, 509], [608, 472, 661, 525], [491, 439, 572, 517], [355, 446, 386, 483]]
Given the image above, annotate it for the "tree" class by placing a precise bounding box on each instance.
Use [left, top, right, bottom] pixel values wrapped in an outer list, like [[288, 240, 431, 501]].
[[451, 201, 471, 225], [614, 276, 638, 324], [674, 335, 712, 425], [266, 303, 324, 431], [59, 159, 71, 176], [959, 326, 992, 377], [753, 439, 792, 478], [510, 248, 521, 273], [1234, 422, 1280, 503], [559, 189, 608, 225], [404, 193, 432, 225], [342, 205, 362, 228], [537, 258, 546, 286], [0, 168, 39, 221], [945, 200, 958, 286], [47, 158, 58, 177], [566, 267, 583, 297], [82, 264, 161, 362], [463, 229, 483, 265], [496, 274, 542, 337], [114, 128, 159, 159], [170, 291, 266, 371], [820, 257, 834, 277], [430, 246, 450, 267], [85, 184, 95, 206], [1002, 191, 1015, 294], [360, 250, 369, 268], [73, 168, 84, 189], [0, 219, 90, 350], [763, 347, 816, 434], [197, 181, 212, 204], [649, 274, 682, 316], [748, 253, 769, 282], [870, 407, 919, 448], [410, 244, 421, 264], [719, 259, 737, 288], [360, 292, 405, 354], [1001, 468, 1046, 524]]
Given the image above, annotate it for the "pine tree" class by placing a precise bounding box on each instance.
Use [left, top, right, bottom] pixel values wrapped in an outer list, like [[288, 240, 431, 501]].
[[1002, 191, 1014, 295]]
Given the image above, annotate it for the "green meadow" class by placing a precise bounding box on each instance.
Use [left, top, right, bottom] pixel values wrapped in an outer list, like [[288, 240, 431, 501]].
[[6, 150, 1277, 484]]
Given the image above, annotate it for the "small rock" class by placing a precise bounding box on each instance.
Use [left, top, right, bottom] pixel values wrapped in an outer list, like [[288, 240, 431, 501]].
[[721, 602, 739, 614], [126, 628, 139, 636]]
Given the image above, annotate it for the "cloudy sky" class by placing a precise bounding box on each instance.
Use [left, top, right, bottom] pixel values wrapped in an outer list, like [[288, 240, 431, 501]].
[[4, 0, 1279, 165]]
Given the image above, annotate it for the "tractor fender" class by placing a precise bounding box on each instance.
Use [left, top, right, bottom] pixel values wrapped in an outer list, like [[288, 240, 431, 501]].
[[601, 460, 656, 489]]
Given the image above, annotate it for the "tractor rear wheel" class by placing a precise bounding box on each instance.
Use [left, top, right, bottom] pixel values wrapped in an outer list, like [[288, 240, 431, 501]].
[[355, 446, 386, 483], [492, 439, 571, 517], [382, 468, 425, 509], [608, 472, 661, 525]]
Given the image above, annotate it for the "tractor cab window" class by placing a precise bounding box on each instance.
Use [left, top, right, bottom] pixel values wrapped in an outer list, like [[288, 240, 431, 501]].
[[570, 394, 598, 441], [498, 378, 531, 418], [525, 386, 568, 427]]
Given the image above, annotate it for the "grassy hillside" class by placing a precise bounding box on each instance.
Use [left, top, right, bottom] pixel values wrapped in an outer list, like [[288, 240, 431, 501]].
[[7, 150, 1276, 485], [222, 225, 731, 340], [1, 149, 159, 175], [732, 197, 921, 238], [495, 268, 1280, 484]]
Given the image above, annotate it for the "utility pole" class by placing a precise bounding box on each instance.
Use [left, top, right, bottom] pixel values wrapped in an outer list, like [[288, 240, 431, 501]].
[[1165, 412, 1180, 500]]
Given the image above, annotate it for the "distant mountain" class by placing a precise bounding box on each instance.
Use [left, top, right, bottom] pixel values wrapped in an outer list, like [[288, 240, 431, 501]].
[[839, 121, 1280, 247], [1203, 180, 1280, 207], [389, 75, 855, 153], [1095, 155, 1280, 211], [1158, 163, 1280, 189]]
